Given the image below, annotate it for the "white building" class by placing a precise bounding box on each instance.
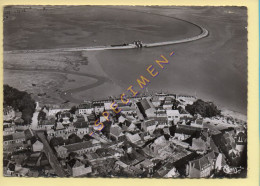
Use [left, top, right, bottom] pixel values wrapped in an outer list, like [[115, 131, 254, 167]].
[[166, 110, 180, 124]]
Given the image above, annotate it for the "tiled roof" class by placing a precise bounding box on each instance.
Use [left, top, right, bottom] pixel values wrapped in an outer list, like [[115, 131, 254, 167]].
[[110, 126, 123, 137], [55, 146, 67, 152], [144, 119, 156, 127], [3, 134, 13, 141], [93, 103, 104, 107], [140, 99, 151, 110], [190, 156, 210, 171], [139, 159, 153, 168], [12, 132, 25, 140], [126, 133, 141, 143], [152, 96, 160, 102], [78, 103, 93, 109], [64, 141, 97, 152], [165, 97, 174, 101], [73, 121, 88, 128], [175, 125, 202, 135]]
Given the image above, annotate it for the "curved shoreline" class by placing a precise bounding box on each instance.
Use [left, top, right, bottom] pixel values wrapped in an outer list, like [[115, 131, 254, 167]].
[[4, 11, 208, 54], [4, 27, 208, 53], [4, 8, 209, 104]]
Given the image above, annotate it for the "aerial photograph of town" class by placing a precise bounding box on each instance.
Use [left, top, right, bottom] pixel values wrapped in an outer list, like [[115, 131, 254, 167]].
[[3, 6, 247, 178]]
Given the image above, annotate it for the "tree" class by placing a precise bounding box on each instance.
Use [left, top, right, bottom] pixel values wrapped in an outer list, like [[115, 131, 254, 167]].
[[69, 106, 77, 114], [172, 99, 180, 110], [4, 85, 36, 124], [68, 133, 82, 144], [69, 117, 74, 122], [83, 134, 94, 141], [185, 99, 221, 118], [38, 110, 47, 121]]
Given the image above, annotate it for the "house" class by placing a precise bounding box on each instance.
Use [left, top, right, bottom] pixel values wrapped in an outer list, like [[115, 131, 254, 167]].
[[187, 152, 215, 178], [148, 136, 171, 157], [118, 115, 126, 123], [67, 159, 92, 177], [110, 126, 125, 141], [73, 121, 89, 138], [125, 133, 142, 144], [164, 97, 174, 104], [235, 131, 246, 152], [163, 102, 173, 110], [56, 141, 102, 158], [170, 139, 189, 149], [166, 110, 180, 124], [116, 101, 136, 112], [87, 114, 97, 125], [154, 162, 179, 178], [212, 130, 241, 166], [3, 132, 26, 152], [32, 140, 44, 152], [55, 146, 68, 158], [121, 116, 133, 131], [191, 118, 204, 128], [93, 102, 105, 113], [14, 118, 24, 125], [176, 95, 196, 105], [155, 93, 168, 101], [191, 137, 208, 154], [136, 98, 156, 119], [3, 106, 15, 121], [126, 123, 137, 132], [135, 159, 154, 174], [152, 117, 168, 127], [151, 96, 161, 107], [48, 108, 69, 116], [3, 124, 15, 136], [3, 161, 15, 176], [141, 119, 157, 133], [57, 112, 72, 125], [155, 110, 167, 117], [24, 152, 42, 167], [38, 118, 55, 130], [115, 160, 129, 169], [14, 166, 30, 177], [77, 103, 93, 115], [172, 124, 202, 141]]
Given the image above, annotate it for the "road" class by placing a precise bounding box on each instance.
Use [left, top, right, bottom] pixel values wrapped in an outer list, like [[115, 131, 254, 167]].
[[31, 111, 39, 130], [36, 131, 68, 177], [4, 26, 208, 54]]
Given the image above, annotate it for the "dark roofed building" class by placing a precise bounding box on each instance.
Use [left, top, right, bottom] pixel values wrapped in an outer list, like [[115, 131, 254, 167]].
[[73, 121, 88, 128], [78, 103, 93, 109], [187, 151, 217, 178], [175, 125, 202, 135], [63, 141, 102, 155]]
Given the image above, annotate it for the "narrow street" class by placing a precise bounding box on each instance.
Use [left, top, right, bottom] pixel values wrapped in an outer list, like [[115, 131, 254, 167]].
[[36, 131, 68, 177], [31, 111, 39, 130]]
